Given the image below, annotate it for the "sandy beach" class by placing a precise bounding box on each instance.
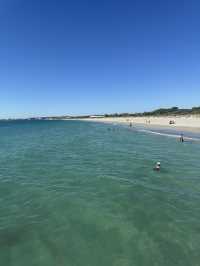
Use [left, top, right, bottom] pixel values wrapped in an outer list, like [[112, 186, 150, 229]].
[[82, 115, 200, 132]]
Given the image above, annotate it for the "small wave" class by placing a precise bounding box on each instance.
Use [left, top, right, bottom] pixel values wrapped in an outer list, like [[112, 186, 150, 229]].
[[138, 129, 200, 141]]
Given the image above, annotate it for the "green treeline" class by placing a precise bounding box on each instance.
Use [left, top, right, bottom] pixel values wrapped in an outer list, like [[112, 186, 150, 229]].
[[104, 106, 200, 117]]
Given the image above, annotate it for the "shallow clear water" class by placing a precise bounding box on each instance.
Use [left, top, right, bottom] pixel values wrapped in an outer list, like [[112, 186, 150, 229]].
[[0, 120, 200, 266]]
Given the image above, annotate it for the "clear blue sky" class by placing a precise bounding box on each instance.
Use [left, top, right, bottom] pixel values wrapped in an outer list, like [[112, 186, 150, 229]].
[[0, 0, 200, 118]]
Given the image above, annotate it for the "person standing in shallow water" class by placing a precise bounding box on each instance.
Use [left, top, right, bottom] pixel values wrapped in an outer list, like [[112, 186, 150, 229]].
[[180, 134, 184, 142]]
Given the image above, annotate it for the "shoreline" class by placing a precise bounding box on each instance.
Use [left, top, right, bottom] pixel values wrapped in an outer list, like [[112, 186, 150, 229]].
[[79, 115, 200, 134]]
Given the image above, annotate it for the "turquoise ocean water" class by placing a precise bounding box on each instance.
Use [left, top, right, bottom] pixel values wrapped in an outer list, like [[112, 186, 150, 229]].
[[0, 120, 200, 266]]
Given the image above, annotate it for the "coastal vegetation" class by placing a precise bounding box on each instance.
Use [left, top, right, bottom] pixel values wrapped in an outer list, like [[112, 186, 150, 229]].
[[104, 106, 200, 118]]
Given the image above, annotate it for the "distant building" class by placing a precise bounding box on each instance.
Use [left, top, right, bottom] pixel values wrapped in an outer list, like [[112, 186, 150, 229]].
[[90, 115, 105, 118]]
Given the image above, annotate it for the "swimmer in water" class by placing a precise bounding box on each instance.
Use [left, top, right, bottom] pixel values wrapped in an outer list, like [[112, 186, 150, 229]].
[[154, 162, 161, 171]]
